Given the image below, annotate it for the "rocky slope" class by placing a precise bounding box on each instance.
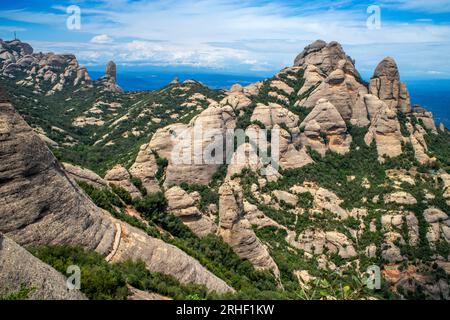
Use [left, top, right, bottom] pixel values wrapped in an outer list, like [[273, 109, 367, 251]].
[[1, 39, 449, 300], [0, 95, 233, 296], [0, 234, 87, 300]]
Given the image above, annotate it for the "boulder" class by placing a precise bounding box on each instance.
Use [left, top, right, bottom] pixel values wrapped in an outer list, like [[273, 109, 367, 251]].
[[294, 40, 361, 79], [299, 99, 352, 156], [384, 191, 417, 205], [165, 186, 217, 237], [105, 165, 142, 200], [129, 143, 160, 194]]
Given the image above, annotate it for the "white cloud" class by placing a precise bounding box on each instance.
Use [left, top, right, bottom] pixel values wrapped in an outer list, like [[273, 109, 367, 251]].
[[90, 34, 113, 44], [3, 0, 450, 76]]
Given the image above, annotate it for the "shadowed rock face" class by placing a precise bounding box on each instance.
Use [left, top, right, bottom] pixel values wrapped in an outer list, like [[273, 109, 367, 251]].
[[0, 100, 116, 254], [105, 61, 117, 81], [0, 234, 87, 300]]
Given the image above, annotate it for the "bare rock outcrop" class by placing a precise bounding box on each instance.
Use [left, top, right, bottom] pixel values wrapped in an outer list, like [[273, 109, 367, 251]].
[[129, 143, 160, 194], [110, 220, 233, 293], [296, 61, 368, 121], [384, 191, 417, 205], [0, 100, 116, 254], [369, 57, 411, 113], [105, 165, 142, 199], [289, 182, 348, 219], [411, 106, 437, 133], [251, 102, 300, 135], [218, 181, 280, 278], [294, 40, 360, 78], [423, 208, 450, 244], [165, 186, 217, 237], [98, 60, 123, 93], [287, 229, 357, 259], [299, 99, 352, 156], [62, 162, 109, 189], [147, 104, 236, 186], [271, 125, 313, 170], [0, 234, 87, 300], [364, 99, 404, 162], [0, 100, 235, 294], [0, 39, 91, 95]]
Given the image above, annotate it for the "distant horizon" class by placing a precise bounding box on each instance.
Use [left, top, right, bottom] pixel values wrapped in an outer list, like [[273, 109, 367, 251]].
[[1, 0, 449, 78]]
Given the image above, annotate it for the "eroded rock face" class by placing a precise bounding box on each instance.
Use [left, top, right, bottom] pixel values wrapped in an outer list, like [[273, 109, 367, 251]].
[[0, 39, 91, 95], [129, 143, 160, 194], [412, 106, 437, 133], [0, 234, 87, 300], [299, 99, 352, 156], [165, 186, 217, 237], [105, 165, 142, 200], [0, 100, 235, 294], [369, 57, 411, 113], [407, 123, 433, 165], [147, 105, 236, 186], [423, 208, 450, 245], [0, 101, 115, 254], [63, 162, 109, 189], [105, 61, 117, 81], [364, 100, 404, 162], [384, 192, 417, 205], [218, 181, 280, 278], [297, 61, 368, 121], [98, 60, 123, 93], [289, 182, 349, 219], [287, 229, 356, 259], [251, 102, 300, 134], [294, 40, 360, 79]]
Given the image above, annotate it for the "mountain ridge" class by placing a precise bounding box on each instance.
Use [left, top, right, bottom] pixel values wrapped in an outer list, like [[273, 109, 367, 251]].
[[1, 39, 449, 300]]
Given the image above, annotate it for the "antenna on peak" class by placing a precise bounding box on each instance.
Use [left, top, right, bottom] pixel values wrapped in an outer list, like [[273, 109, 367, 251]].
[[14, 31, 17, 40]]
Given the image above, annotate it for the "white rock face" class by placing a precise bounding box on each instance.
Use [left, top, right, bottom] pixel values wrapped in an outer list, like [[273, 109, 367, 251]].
[[146, 105, 236, 186], [0, 39, 92, 95], [218, 181, 280, 278], [165, 186, 217, 237], [251, 102, 300, 133], [369, 57, 411, 113], [290, 182, 349, 219], [104, 165, 142, 199], [129, 143, 160, 194], [423, 208, 450, 244], [287, 229, 357, 259], [384, 192, 417, 205], [299, 99, 352, 156], [364, 99, 404, 162]]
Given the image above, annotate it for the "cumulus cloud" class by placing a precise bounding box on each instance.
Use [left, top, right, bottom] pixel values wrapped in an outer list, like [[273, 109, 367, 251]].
[[90, 34, 113, 44], [2, 0, 450, 76]]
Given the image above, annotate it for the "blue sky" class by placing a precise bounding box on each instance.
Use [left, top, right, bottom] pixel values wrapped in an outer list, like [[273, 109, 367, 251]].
[[1, 0, 450, 79]]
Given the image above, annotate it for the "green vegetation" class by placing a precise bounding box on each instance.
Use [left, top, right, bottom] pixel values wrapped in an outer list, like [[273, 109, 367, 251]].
[[0, 286, 35, 300], [30, 245, 210, 300]]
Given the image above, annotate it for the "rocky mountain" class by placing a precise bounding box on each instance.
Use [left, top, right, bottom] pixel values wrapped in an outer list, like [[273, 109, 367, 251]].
[[0, 39, 449, 300]]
